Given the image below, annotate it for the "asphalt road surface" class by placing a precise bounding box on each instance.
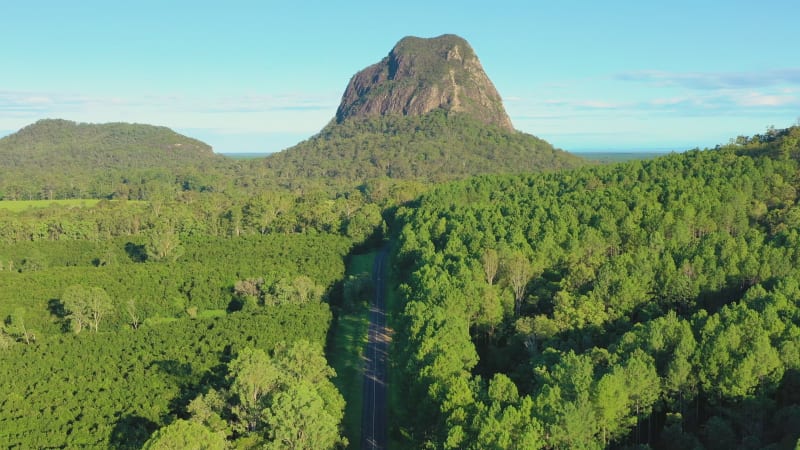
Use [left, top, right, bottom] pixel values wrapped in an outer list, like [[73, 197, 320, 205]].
[[361, 249, 389, 450]]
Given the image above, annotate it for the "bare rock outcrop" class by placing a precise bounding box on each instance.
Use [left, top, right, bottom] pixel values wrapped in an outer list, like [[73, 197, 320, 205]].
[[335, 34, 513, 131]]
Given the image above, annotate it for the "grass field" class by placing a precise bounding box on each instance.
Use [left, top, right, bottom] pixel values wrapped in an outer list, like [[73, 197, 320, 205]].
[[328, 251, 375, 449], [0, 199, 144, 212]]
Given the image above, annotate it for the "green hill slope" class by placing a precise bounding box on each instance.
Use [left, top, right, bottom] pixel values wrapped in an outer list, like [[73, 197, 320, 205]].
[[1, 119, 219, 169], [0, 119, 225, 200], [263, 109, 584, 182]]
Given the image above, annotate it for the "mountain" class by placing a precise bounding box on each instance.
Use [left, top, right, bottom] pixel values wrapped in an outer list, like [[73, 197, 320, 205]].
[[0, 119, 218, 169], [335, 34, 512, 130], [264, 34, 584, 182], [0, 119, 224, 200]]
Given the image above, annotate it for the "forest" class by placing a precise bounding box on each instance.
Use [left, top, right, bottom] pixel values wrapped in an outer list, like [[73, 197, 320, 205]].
[[0, 119, 798, 449], [262, 110, 583, 182], [391, 126, 800, 448], [0, 228, 353, 447]]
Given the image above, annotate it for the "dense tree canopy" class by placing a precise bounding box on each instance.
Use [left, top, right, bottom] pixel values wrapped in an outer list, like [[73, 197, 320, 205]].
[[0, 220, 350, 447], [392, 131, 800, 448], [265, 110, 584, 182], [0, 304, 334, 448], [180, 342, 347, 448]]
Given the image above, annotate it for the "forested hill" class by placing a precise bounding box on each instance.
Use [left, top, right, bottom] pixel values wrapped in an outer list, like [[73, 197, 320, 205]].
[[0, 119, 225, 199], [262, 109, 584, 182], [1, 119, 219, 168]]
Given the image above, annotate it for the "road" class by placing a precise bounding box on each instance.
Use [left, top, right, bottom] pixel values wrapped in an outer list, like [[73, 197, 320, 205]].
[[361, 249, 389, 450]]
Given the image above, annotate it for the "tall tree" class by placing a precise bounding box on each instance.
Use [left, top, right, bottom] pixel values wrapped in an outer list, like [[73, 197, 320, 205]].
[[504, 251, 532, 316], [481, 248, 500, 286], [228, 347, 282, 433], [5, 308, 34, 344], [262, 381, 345, 450], [146, 225, 183, 262], [62, 285, 113, 333]]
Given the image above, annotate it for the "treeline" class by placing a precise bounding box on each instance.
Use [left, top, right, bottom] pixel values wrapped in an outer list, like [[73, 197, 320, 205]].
[[393, 136, 800, 448], [0, 187, 390, 244], [0, 112, 584, 202]]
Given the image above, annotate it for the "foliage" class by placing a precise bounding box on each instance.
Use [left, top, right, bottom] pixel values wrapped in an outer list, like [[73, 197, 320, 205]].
[[172, 342, 346, 448], [0, 119, 224, 201], [0, 305, 332, 448], [141, 419, 227, 450], [62, 284, 112, 333], [2, 114, 798, 450], [264, 109, 584, 182], [0, 226, 349, 448], [0, 234, 350, 334], [392, 135, 800, 448], [0, 199, 105, 211]]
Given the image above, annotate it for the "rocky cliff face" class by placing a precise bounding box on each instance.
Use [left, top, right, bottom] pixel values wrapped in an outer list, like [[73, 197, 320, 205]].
[[335, 34, 514, 131]]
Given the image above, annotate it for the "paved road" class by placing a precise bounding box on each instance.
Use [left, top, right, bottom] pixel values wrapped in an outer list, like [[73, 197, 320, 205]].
[[361, 249, 389, 450]]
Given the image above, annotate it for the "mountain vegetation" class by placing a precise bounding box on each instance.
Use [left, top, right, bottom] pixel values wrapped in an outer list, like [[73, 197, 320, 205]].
[[0, 119, 226, 200], [0, 35, 583, 199], [263, 109, 583, 182], [0, 117, 798, 448], [0, 115, 389, 448]]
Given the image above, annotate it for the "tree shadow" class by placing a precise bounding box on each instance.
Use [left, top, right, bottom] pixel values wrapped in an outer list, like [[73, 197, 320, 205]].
[[109, 415, 159, 449], [227, 297, 244, 313], [147, 354, 233, 423], [167, 361, 231, 420], [125, 242, 148, 263], [148, 359, 199, 421], [151, 359, 193, 379], [47, 298, 71, 332]]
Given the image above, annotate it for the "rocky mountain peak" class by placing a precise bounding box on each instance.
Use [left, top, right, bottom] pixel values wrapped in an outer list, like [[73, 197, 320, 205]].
[[334, 34, 514, 130]]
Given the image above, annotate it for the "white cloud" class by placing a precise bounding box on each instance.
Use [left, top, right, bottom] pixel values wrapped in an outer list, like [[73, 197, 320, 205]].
[[735, 92, 798, 107], [575, 100, 628, 109], [616, 68, 800, 90], [0, 89, 339, 135]]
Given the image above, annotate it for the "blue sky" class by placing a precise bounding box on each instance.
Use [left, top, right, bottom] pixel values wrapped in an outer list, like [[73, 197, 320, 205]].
[[2, 1, 798, 153]]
